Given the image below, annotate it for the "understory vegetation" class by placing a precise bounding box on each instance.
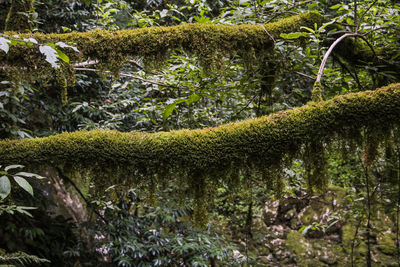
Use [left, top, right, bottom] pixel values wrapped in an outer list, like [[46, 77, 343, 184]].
[[1, 0, 400, 266]]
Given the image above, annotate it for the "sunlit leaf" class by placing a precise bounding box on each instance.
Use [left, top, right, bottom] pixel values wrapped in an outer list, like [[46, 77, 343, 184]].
[[5, 165, 24, 172], [39, 45, 59, 68], [13, 176, 34, 196], [0, 176, 11, 199], [0, 37, 11, 54], [280, 32, 308, 40]]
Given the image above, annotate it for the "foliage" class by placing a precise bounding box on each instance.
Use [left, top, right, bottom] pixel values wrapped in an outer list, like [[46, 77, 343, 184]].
[[0, 0, 400, 265], [88, 187, 243, 266], [0, 251, 50, 266]]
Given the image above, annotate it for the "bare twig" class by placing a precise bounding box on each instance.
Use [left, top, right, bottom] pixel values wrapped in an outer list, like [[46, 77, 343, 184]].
[[359, 0, 379, 25], [295, 71, 315, 80], [260, 24, 276, 43], [74, 67, 186, 89], [317, 32, 359, 83]]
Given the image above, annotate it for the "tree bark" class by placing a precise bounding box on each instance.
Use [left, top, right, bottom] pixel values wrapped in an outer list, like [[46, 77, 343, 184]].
[[4, 0, 34, 32]]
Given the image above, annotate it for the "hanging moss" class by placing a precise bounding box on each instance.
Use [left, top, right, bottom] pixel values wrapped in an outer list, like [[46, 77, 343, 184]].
[[1, 83, 400, 202], [1, 12, 323, 73], [311, 81, 323, 102], [303, 140, 329, 193]]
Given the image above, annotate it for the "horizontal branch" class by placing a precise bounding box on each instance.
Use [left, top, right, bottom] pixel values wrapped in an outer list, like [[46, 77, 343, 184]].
[[1, 12, 323, 70], [1, 83, 399, 187]]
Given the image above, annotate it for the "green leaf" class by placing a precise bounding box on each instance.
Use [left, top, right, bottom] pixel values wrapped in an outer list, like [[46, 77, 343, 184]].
[[5, 164, 24, 172], [280, 32, 308, 39], [0, 176, 11, 199], [300, 26, 315, 34], [13, 176, 34, 196], [15, 172, 45, 179], [162, 99, 186, 120], [163, 103, 178, 121], [55, 48, 70, 63], [186, 94, 200, 105], [330, 4, 342, 9]]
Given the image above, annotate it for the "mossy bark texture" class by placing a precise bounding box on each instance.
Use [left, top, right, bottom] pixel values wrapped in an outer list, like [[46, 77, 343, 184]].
[[4, 0, 34, 32], [1, 12, 323, 71], [0, 83, 399, 190]]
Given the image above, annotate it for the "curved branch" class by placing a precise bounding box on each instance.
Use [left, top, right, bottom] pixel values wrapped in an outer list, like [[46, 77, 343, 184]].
[[317, 32, 359, 83]]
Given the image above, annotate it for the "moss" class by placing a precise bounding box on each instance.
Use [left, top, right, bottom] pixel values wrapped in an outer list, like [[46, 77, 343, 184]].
[[1, 83, 400, 223], [377, 233, 396, 255], [311, 81, 323, 102], [1, 12, 323, 73], [285, 230, 313, 266], [4, 0, 34, 32]]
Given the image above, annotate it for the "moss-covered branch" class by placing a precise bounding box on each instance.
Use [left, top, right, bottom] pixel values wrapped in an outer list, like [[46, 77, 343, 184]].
[[1, 83, 399, 185], [0, 12, 323, 71]]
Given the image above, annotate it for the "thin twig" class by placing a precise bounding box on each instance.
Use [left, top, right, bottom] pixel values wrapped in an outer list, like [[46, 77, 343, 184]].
[[55, 166, 108, 224], [231, 94, 258, 119], [295, 71, 315, 80], [74, 67, 187, 89], [260, 24, 276, 43], [359, 0, 379, 25]]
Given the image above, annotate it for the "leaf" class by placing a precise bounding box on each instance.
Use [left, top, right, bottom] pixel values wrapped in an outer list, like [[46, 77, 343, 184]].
[[55, 41, 79, 52], [163, 103, 177, 120], [330, 4, 342, 9], [0, 37, 11, 54], [162, 99, 186, 120], [15, 172, 45, 179], [280, 32, 308, 39], [300, 26, 315, 34], [5, 164, 24, 172], [13, 176, 34, 196], [55, 48, 69, 63], [23, 37, 38, 45], [0, 176, 11, 199], [39, 45, 59, 68], [186, 94, 200, 105]]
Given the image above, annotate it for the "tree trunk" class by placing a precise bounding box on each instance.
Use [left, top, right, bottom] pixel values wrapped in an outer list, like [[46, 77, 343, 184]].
[[5, 0, 34, 32]]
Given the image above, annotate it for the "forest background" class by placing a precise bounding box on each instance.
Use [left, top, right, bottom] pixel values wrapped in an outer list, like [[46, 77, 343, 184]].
[[0, 0, 400, 266]]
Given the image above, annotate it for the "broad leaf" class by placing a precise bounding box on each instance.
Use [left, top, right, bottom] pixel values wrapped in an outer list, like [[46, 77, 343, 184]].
[[15, 172, 45, 179], [0, 37, 11, 54], [13, 176, 33, 196], [0, 176, 11, 199], [163, 99, 186, 120], [186, 94, 200, 105], [55, 48, 70, 63], [39, 45, 59, 68], [163, 103, 178, 121], [55, 41, 79, 52], [5, 164, 24, 172]]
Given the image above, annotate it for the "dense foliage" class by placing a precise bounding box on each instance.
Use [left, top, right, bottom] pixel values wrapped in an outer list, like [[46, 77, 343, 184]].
[[0, 0, 400, 266]]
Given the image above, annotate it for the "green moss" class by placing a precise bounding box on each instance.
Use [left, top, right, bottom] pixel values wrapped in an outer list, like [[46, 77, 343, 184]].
[[1, 12, 323, 74], [342, 223, 356, 251], [311, 81, 323, 102], [1, 83, 400, 224], [377, 233, 396, 255], [4, 0, 34, 32], [286, 230, 313, 266]]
